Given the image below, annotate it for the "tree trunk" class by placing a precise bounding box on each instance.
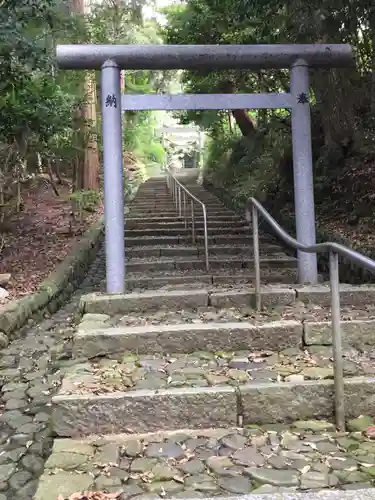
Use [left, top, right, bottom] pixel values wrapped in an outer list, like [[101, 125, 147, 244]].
[[231, 110, 257, 136], [220, 80, 257, 136], [370, 5, 375, 113], [71, 0, 100, 190], [83, 72, 100, 190], [73, 107, 85, 191]]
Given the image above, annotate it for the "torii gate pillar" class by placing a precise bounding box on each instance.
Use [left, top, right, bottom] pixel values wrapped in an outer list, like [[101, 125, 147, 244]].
[[291, 59, 317, 283], [100, 60, 125, 293]]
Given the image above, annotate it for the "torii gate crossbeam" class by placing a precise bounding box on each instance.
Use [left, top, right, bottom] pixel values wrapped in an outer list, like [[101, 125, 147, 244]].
[[56, 44, 354, 293]]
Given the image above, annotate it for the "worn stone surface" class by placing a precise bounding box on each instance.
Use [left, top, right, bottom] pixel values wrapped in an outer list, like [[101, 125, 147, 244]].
[[52, 386, 238, 437], [60, 344, 362, 395], [304, 320, 375, 348], [210, 288, 296, 308], [0, 247, 104, 500], [297, 285, 375, 307], [53, 343, 375, 435], [241, 377, 375, 425], [5, 179, 375, 500], [80, 289, 209, 314], [73, 320, 303, 358], [347, 415, 374, 432], [34, 423, 375, 498]]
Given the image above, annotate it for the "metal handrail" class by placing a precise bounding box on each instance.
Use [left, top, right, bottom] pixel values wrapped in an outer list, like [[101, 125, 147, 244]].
[[246, 197, 375, 432], [166, 169, 209, 270]]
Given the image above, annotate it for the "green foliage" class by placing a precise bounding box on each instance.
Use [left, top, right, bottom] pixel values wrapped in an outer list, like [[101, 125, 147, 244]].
[[70, 189, 102, 222], [205, 119, 291, 205], [89, 0, 167, 180], [0, 0, 169, 211], [70, 189, 102, 212], [124, 112, 165, 165], [165, 0, 375, 222], [0, 0, 87, 186]]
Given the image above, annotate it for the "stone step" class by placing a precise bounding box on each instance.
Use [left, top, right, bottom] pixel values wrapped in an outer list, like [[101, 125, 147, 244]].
[[125, 256, 297, 273], [304, 318, 375, 348], [124, 270, 298, 291], [76, 302, 370, 357], [129, 205, 177, 211], [80, 285, 375, 315], [206, 244, 284, 255], [130, 192, 171, 197], [125, 227, 251, 237], [138, 189, 167, 192], [126, 215, 244, 224], [125, 245, 286, 258], [35, 427, 375, 499], [129, 210, 237, 217], [131, 198, 223, 205], [129, 198, 175, 204], [205, 234, 259, 245], [126, 220, 246, 230], [124, 234, 275, 247], [74, 320, 303, 358], [53, 347, 375, 435], [129, 203, 226, 211], [79, 288, 294, 315]]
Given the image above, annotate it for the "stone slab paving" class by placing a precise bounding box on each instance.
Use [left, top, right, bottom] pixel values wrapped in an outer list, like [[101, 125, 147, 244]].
[[34, 420, 375, 499], [58, 345, 375, 396], [79, 302, 375, 328], [2, 180, 375, 500], [0, 254, 105, 500], [76, 302, 375, 351], [191, 491, 375, 500], [118, 269, 300, 292], [125, 255, 296, 266]]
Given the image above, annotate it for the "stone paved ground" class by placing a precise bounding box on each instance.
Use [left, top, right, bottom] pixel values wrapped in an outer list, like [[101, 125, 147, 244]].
[[3, 250, 375, 500], [79, 302, 375, 328], [4, 178, 375, 500], [58, 345, 375, 396], [0, 253, 105, 500], [35, 420, 375, 499]]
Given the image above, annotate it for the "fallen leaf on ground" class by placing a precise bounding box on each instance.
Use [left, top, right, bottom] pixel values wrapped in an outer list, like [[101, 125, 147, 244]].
[[366, 425, 375, 438], [0, 182, 103, 302], [64, 491, 121, 499]]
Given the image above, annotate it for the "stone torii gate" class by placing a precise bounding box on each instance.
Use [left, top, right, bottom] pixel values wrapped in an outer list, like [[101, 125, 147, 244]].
[[56, 44, 354, 293], [158, 126, 204, 170]]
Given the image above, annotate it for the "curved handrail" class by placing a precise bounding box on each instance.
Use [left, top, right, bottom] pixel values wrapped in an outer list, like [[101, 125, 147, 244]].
[[166, 168, 209, 270], [246, 197, 375, 433], [248, 198, 375, 271]]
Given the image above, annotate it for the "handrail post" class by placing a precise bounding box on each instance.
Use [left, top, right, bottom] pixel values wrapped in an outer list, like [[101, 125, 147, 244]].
[[329, 251, 345, 431], [174, 180, 178, 208], [252, 205, 261, 310], [178, 186, 182, 216], [202, 206, 209, 271], [164, 168, 209, 270], [183, 191, 187, 228], [191, 200, 195, 243]]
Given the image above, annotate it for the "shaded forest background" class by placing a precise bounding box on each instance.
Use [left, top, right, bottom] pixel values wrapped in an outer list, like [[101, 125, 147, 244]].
[[163, 0, 375, 246], [0, 0, 169, 298]]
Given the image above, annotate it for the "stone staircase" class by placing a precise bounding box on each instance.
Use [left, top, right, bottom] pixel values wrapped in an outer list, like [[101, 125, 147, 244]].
[[123, 178, 298, 291], [34, 176, 375, 499]]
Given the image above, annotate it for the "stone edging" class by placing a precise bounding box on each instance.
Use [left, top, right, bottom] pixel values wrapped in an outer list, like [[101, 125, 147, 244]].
[[0, 182, 143, 344], [203, 179, 375, 285], [0, 216, 105, 343]]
